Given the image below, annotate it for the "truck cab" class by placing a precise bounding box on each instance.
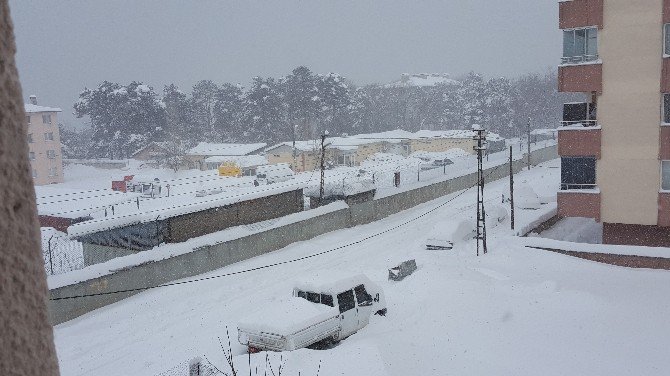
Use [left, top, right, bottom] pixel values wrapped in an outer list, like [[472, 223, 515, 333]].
[[238, 273, 386, 352]]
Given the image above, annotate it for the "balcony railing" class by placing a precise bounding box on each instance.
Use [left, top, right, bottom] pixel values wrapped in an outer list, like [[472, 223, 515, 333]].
[[559, 120, 598, 127], [560, 54, 599, 65], [560, 183, 597, 190]]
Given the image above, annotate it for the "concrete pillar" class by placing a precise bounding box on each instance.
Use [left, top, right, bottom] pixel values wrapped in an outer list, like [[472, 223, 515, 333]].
[[0, 1, 61, 374]]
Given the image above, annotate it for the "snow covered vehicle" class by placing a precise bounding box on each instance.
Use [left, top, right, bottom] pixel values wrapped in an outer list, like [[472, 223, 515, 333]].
[[237, 274, 386, 353]]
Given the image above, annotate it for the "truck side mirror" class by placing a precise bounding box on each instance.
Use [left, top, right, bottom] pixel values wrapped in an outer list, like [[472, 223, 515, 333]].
[[374, 293, 379, 302]]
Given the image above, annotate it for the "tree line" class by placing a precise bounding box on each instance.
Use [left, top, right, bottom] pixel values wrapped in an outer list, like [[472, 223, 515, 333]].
[[63, 66, 577, 159]]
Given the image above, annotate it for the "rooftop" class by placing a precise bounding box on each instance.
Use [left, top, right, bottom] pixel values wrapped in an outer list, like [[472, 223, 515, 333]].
[[187, 142, 267, 156], [25, 103, 63, 113]]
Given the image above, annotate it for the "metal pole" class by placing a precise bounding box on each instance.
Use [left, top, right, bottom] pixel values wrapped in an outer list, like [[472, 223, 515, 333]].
[[292, 125, 298, 171], [417, 164, 420, 182], [527, 117, 531, 170], [319, 133, 327, 205], [48, 235, 54, 275], [509, 146, 515, 231]]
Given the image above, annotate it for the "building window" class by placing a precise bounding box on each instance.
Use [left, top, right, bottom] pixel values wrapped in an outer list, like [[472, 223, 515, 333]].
[[663, 94, 670, 124], [48, 167, 58, 177], [32, 169, 37, 178], [665, 24, 670, 56], [26, 115, 31, 125], [29, 152, 35, 160], [47, 150, 56, 159], [561, 157, 596, 190], [44, 132, 54, 141], [562, 27, 598, 64], [663, 161, 670, 191], [42, 114, 52, 124], [27, 133, 33, 143], [336, 154, 356, 166]]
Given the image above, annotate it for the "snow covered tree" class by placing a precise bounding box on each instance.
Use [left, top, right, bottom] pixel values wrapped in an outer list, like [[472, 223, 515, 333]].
[[213, 83, 244, 142], [284, 66, 320, 140], [242, 77, 286, 143], [484, 77, 515, 135], [162, 84, 193, 143], [190, 80, 219, 139], [316, 73, 351, 135], [458, 72, 487, 129], [74, 81, 166, 159]]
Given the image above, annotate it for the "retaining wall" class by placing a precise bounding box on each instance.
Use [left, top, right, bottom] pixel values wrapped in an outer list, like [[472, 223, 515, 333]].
[[49, 145, 557, 324]]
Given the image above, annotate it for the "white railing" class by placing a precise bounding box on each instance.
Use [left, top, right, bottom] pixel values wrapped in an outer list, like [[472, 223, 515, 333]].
[[560, 120, 598, 127], [560, 183, 597, 190], [560, 54, 599, 65]]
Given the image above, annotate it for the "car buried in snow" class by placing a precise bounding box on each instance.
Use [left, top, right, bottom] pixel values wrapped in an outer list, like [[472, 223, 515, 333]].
[[237, 274, 386, 353]]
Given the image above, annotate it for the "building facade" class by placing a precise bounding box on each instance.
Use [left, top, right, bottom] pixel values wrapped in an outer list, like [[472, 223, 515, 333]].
[[25, 96, 64, 185], [557, 0, 670, 246]]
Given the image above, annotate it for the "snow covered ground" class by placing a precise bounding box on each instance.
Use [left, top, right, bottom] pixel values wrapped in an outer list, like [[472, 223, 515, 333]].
[[53, 159, 670, 376]]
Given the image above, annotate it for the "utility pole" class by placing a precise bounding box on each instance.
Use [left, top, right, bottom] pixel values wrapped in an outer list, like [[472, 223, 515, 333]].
[[319, 131, 328, 205], [473, 124, 488, 256], [527, 116, 531, 170], [509, 146, 515, 231], [47, 234, 54, 275], [292, 124, 298, 171]]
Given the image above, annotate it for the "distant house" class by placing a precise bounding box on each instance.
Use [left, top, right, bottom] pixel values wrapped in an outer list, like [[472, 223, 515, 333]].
[[25, 96, 64, 185], [131, 142, 171, 162], [186, 142, 267, 170], [265, 129, 506, 171]]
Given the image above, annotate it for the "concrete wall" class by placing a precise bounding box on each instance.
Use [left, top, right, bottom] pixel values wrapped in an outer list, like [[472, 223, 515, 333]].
[[598, 0, 663, 226], [49, 145, 557, 325], [0, 0, 61, 373]]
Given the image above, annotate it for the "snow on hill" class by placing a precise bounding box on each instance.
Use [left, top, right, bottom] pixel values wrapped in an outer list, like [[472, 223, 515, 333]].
[[386, 73, 460, 88]]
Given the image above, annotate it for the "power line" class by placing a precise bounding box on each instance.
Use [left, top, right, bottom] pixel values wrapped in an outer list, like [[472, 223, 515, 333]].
[[49, 163, 507, 301]]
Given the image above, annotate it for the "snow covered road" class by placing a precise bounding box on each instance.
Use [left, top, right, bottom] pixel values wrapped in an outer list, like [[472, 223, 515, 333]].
[[54, 160, 670, 376]]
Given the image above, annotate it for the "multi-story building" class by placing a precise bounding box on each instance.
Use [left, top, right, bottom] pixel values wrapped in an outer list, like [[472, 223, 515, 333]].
[[25, 95, 64, 185], [557, 0, 670, 246]]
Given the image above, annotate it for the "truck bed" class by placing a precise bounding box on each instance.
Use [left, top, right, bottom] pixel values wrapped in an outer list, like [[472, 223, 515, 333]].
[[238, 297, 340, 351]]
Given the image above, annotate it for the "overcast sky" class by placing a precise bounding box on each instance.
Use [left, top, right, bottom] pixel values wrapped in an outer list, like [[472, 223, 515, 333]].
[[9, 0, 560, 125]]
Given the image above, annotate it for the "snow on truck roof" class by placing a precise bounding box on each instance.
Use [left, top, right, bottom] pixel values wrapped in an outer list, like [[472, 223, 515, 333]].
[[294, 272, 372, 295]]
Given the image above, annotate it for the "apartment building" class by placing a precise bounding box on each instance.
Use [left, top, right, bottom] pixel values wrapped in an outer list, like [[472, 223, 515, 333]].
[[25, 96, 64, 185], [557, 0, 670, 246]]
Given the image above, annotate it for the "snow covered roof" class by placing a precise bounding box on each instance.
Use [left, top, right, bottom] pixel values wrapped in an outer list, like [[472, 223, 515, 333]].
[[267, 129, 504, 153], [67, 181, 303, 237], [25, 103, 62, 113], [386, 73, 460, 88], [203, 154, 267, 168], [187, 142, 267, 156], [130, 141, 172, 157], [35, 186, 141, 219]]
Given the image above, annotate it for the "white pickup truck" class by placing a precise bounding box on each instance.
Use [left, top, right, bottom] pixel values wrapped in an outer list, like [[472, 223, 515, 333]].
[[238, 274, 386, 352]]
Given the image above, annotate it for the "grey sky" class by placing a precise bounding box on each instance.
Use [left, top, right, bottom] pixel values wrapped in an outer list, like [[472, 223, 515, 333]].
[[9, 0, 559, 125]]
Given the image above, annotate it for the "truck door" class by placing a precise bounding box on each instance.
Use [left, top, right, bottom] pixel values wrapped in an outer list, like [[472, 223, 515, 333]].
[[336, 289, 358, 338], [354, 284, 374, 329]]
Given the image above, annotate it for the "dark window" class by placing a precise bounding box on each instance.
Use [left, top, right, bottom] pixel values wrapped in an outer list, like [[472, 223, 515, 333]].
[[665, 24, 670, 55], [320, 294, 333, 307], [306, 292, 320, 304], [664, 94, 670, 124], [337, 290, 355, 313], [297, 290, 306, 299], [561, 157, 596, 190], [662, 161, 670, 190], [354, 284, 372, 305]]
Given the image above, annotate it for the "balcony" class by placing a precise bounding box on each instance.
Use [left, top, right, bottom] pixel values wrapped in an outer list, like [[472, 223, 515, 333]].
[[557, 190, 601, 221], [558, 102, 601, 157], [560, 54, 599, 66], [559, 0, 603, 30], [660, 192, 670, 227], [558, 62, 602, 93]]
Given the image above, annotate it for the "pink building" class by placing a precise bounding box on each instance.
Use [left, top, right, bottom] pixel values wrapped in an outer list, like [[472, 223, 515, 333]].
[[25, 95, 64, 185]]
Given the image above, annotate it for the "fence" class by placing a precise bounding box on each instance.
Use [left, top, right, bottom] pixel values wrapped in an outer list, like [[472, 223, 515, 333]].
[[49, 145, 558, 325], [42, 234, 84, 275]]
